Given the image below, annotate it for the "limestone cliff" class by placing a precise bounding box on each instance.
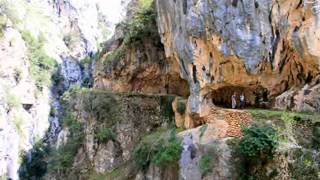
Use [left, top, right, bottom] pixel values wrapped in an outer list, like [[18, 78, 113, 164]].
[[155, 0, 320, 118], [42, 88, 177, 180], [1, 0, 320, 180], [0, 0, 128, 179], [94, 0, 320, 129], [94, 0, 189, 97]]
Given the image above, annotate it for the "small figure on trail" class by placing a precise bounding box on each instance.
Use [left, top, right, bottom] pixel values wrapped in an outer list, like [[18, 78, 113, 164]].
[[240, 93, 245, 109], [232, 92, 237, 109]]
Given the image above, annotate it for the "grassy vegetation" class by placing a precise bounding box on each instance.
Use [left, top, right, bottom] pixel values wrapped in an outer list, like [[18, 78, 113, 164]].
[[49, 113, 84, 171], [122, 0, 157, 46], [133, 129, 182, 170], [247, 109, 320, 123], [199, 124, 208, 139], [290, 149, 320, 180], [81, 90, 120, 125], [100, 0, 160, 68], [199, 155, 213, 177], [21, 31, 57, 90], [6, 92, 20, 109], [0, 15, 7, 38], [103, 47, 126, 65], [88, 164, 129, 180], [95, 127, 116, 143]]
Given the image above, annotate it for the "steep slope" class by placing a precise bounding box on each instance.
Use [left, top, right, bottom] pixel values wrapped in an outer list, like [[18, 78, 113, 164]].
[[0, 0, 129, 179], [154, 0, 320, 127], [1, 0, 320, 179], [94, 0, 189, 97]]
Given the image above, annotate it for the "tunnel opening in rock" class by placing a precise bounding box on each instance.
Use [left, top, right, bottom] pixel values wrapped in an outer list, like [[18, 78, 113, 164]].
[[206, 86, 271, 109]]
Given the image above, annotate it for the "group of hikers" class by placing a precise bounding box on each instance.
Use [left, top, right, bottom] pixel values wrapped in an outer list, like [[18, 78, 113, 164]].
[[231, 92, 245, 109]]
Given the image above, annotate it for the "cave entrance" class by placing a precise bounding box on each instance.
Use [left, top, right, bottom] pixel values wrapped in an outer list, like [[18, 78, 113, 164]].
[[206, 85, 270, 109]]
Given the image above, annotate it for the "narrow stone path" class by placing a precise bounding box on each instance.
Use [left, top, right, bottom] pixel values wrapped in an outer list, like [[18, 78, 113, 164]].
[[205, 107, 252, 137]]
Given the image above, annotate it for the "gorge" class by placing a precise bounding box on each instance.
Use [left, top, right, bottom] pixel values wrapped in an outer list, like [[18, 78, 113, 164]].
[[0, 0, 320, 180]]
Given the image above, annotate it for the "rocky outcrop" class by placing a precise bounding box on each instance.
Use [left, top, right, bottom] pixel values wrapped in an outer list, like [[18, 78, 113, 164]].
[[94, 0, 190, 97], [275, 83, 320, 112], [0, 0, 130, 179], [155, 0, 320, 124], [0, 27, 52, 180], [46, 89, 176, 179]]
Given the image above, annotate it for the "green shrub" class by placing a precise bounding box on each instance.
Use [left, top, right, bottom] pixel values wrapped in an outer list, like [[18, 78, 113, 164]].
[[199, 155, 213, 176], [122, 0, 157, 45], [0, 15, 7, 38], [176, 98, 186, 114], [199, 124, 208, 139], [61, 85, 83, 107], [133, 129, 182, 170], [159, 96, 175, 122], [104, 47, 126, 64], [6, 93, 20, 109], [279, 112, 296, 143], [152, 136, 182, 167], [290, 149, 320, 180], [19, 143, 48, 179], [81, 91, 120, 124], [95, 128, 116, 142], [51, 72, 64, 86], [21, 31, 57, 90], [239, 125, 278, 159], [49, 113, 84, 171], [313, 125, 320, 149]]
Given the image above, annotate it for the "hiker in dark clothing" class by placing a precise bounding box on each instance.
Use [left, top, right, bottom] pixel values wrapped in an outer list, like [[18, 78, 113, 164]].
[[240, 93, 245, 109]]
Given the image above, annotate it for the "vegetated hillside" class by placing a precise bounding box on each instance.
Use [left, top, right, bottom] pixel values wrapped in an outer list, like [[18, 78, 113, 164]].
[[89, 0, 320, 179], [1, 0, 320, 180], [0, 0, 127, 179]]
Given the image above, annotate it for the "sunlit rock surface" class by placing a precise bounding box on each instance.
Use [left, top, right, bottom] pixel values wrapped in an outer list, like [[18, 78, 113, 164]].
[[155, 0, 320, 126]]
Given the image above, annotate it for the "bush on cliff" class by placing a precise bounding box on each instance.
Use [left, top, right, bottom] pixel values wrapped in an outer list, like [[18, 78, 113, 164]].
[[21, 31, 57, 90], [49, 113, 84, 171], [133, 129, 182, 170], [95, 127, 116, 143], [122, 0, 157, 45], [199, 155, 213, 176], [313, 124, 320, 149], [239, 125, 278, 159]]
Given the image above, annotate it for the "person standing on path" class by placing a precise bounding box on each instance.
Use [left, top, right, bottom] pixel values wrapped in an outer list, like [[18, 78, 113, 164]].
[[240, 93, 245, 109], [232, 92, 237, 109]]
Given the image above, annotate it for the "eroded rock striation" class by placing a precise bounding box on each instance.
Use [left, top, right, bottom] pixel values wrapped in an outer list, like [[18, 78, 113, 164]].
[[154, 0, 320, 126], [94, 0, 320, 128]]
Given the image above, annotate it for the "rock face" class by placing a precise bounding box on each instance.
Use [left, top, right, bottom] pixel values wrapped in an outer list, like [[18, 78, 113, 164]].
[[0, 0, 129, 179], [93, 0, 320, 128], [94, 0, 190, 97], [0, 28, 51, 180], [47, 90, 176, 179], [155, 0, 320, 117]]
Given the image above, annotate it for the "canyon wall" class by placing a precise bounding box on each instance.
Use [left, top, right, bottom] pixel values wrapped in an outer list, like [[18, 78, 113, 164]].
[[153, 0, 320, 127], [0, 0, 129, 179]]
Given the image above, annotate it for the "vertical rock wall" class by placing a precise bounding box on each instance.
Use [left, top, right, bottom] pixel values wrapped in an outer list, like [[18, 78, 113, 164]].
[[156, 0, 320, 117]]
